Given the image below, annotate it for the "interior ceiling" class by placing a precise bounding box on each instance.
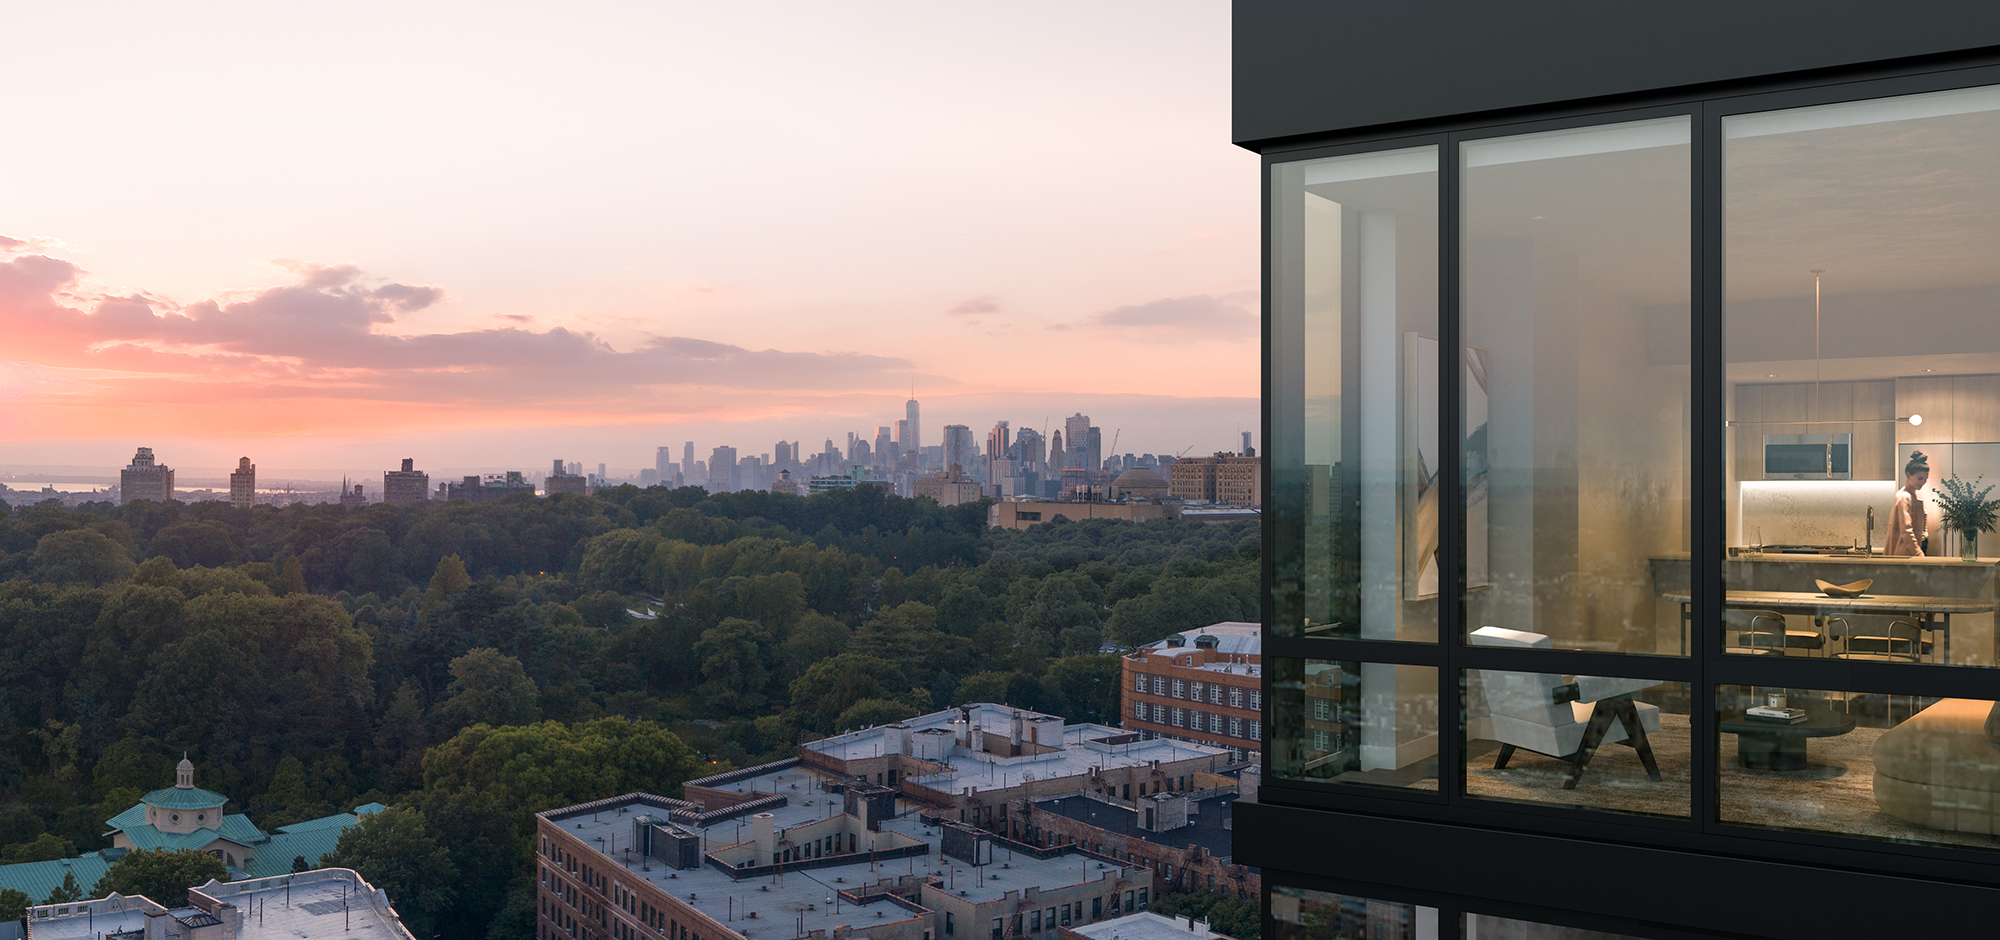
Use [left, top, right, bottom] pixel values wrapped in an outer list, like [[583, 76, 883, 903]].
[[1726, 107, 2000, 302]]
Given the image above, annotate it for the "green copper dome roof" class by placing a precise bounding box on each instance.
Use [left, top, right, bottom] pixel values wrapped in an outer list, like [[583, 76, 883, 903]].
[[142, 786, 228, 809]]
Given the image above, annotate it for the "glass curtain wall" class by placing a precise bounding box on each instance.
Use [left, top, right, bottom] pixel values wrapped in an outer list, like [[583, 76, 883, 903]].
[[1457, 118, 1693, 815], [1269, 148, 1443, 788], [1460, 117, 1693, 657], [1720, 83, 2000, 850], [1270, 146, 1440, 643]]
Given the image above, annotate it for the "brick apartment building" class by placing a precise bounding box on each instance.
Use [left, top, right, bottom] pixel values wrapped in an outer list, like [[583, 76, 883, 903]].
[[536, 705, 1232, 940], [1121, 623, 1261, 762], [1165, 455, 1260, 507]]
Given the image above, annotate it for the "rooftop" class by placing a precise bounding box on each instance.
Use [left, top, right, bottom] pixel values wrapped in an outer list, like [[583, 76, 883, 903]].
[[24, 868, 412, 939], [546, 784, 1143, 940], [1071, 911, 1234, 940], [1033, 793, 1240, 864], [801, 704, 1230, 794]]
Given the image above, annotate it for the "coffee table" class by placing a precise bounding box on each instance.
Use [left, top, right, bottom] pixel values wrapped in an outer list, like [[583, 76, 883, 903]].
[[1718, 706, 1857, 771]]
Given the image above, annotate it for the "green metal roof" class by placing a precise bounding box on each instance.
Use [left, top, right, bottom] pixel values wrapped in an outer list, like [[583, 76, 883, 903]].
[[245, 825, 349, 878], [141, 786, 228, 810], [0, 853, 113, 905], [115, 814, 265, 855]]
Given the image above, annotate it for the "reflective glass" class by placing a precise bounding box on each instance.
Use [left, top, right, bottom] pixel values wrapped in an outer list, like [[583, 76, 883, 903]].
[[1271, 886, 1439, 940], [1463, 660, 1689, 817], [1463, 913, 1653, 939], [1722, 85, 2000, 667], [1271, 658, 1439, 789], [1270, 147, 1440, 641], [1460, 117, 1692, 655], [1716, 685, 2000, 851]]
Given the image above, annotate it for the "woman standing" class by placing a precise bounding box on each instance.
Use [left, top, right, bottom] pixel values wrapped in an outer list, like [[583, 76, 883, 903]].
[[1886, 451, 1931, 556]]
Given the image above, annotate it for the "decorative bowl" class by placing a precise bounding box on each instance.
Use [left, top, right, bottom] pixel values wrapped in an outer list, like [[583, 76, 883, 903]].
[[1816, 578, 1873, 597]]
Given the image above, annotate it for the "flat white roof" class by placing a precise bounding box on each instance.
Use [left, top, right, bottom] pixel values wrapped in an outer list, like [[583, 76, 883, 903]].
[[1072, 911, 1232, 940]]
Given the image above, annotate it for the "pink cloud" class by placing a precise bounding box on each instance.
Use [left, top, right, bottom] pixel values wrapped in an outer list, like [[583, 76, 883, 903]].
[[0, 252, 937, 412]]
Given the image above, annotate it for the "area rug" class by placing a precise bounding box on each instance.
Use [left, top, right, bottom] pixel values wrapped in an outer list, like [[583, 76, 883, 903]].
[[1450, 712, 2000, 852]]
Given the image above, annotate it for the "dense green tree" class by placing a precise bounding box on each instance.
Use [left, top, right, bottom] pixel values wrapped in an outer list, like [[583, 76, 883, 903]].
[[43, 870, 84, 904], [434, 649, 541, 734], [2, 832, 76, 864], [834, 698, 919, 732], [321, 806, 458, 937], [95, 848, 228, 908], [692, 618, 775, 715], [787, 654, 898, 734], [33, 528, 136, 587], [0, 888, 29, 921]]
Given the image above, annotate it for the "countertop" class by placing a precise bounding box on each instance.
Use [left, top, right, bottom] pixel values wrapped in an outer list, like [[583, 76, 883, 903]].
[[1652, 552, 1999, 568]]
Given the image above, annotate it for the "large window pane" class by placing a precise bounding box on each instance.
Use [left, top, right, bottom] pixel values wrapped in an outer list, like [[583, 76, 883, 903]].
[[1460, 118, 1692, 656], [1271, 886, 1439, 940], [1462, 658, 1689, 817], [1270, 147, 1440, 641], [1716, 685, 2000, 851], [1722, 85, 2000, 668], [1271, 658, 1439, 789]]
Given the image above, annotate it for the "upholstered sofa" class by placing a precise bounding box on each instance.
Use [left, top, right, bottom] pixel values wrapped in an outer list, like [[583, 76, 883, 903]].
[[1872, 698, 2000, 835]]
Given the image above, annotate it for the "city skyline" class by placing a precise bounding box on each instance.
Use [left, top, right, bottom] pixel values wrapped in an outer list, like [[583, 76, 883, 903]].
[[0, 3, 1253, 469]]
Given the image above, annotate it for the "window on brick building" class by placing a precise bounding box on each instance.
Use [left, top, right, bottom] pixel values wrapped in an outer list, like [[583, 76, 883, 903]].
[[1230, 688, 1243, 708], [1152, 676, 1166, 695], [1210, 685, 1224, 705], [1229, 717, 1242, 738], [1171, 707, 1184, 727], [1191, 681, 1205, 700], [1134, 674, 1146, 692], [1172, 678, 1185, 698], [1249, 691, 1262, 710]]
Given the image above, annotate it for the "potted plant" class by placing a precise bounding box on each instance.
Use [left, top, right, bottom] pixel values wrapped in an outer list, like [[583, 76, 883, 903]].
[[1933, 474, 2000, 561]]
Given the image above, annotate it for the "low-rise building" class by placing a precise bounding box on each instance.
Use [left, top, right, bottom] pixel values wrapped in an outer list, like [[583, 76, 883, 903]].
[[0, 758, 382, 904], [1065, 909, 1235, 940], [1121, 625, 1262, 762], [1165, 456, 1261, 508], [445, 472, 536, 503], [22, 867, 414, 939], [547, 459, 589, 496], [536, 705, 1234, 940], [915, 465, 984, 506], [989, 501, 1181, 530], [383, 458, 429, 504]]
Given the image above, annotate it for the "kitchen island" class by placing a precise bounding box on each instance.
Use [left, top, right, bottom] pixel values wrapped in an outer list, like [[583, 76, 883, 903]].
[[1649, 553, 1999, 665]]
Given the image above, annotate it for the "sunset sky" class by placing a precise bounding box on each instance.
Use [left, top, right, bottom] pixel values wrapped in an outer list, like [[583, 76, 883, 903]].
[[0, 3, 1254, 480]]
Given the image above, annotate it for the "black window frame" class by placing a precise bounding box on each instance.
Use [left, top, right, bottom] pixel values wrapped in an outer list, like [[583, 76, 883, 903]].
[[1259, 60, 2000, 887]]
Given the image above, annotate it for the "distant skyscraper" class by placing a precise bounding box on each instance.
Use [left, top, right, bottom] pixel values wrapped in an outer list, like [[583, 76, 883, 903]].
[[657, 446, 673, 480], [874, 427, 893, 468], [1242, 430, 1255, 456], [905, 396, 921, 456], [683, 442, 696, 483], [119, 447, 175, 505], [709, 446, 738, 492], [942, 424, 976, 477], [775, 440, 794, 468], [229, 457, 255, 510], [1048, 430, 1066, 470], [1015, 427, 1046, 472], [1065, 413, 1098, 472], [1086, 426, 1103, 473], [384, 458, 429, 504], [895, 419, 910, 456]]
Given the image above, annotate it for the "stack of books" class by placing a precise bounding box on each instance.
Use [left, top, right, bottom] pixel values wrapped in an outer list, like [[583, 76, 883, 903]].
[[1746, 705, 1808, 723]]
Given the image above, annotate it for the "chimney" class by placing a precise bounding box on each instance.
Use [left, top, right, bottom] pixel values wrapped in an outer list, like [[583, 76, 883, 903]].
[[753, 813, 776, 859], [1011, 712, 1024, 748], [401, 458, 414, 472]]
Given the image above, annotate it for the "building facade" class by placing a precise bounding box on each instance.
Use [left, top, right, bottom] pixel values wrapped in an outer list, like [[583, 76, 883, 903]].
[[534, 705, 1226, 940], [119, 446, 175, 505], [916, 465, 985, 507], [383, 458, 429, 504], [1123, 624, 1261, 762], [1243, 4, 2000, 936], [229, 457, 255, 510], [547, 458, 588, 496], [1167, 455, 1260, 507]]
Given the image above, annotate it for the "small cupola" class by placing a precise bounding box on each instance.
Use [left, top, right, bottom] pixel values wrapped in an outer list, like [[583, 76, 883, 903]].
[[176, 755, 195, 789]]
